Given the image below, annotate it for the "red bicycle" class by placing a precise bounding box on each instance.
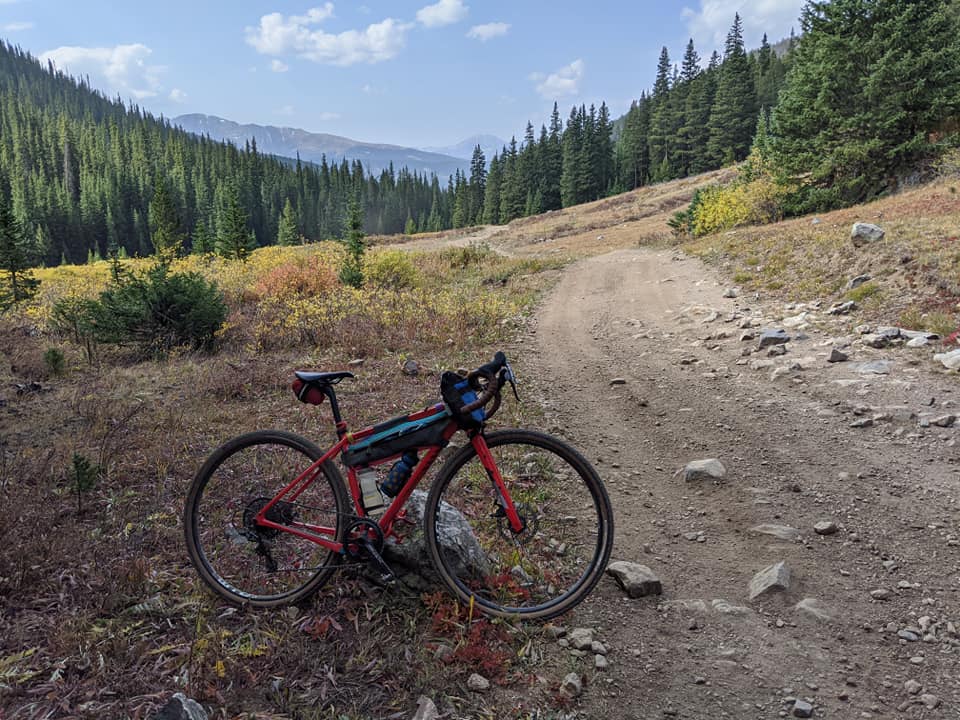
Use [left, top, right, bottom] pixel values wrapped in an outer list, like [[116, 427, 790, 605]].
[[183, 352, 613, 620]]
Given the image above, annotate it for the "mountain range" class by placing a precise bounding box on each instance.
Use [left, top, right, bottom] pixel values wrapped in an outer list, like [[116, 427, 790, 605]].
[[173, 114, 494, 178]]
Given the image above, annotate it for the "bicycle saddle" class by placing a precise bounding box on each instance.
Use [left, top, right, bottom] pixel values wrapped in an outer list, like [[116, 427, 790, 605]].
[[293, 370, 354, 385]]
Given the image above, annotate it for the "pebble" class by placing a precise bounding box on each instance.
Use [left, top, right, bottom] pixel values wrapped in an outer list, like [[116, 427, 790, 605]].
[[595, 654, 608, 670], [467, 673, 490, 692], [609, 377, 627, 386], [828, 348, 849, 363], [850, 417, 874, 428], [567, 627, 594, 650], [920, 694, 941, 709], [909, 656, 925, 665], [897, 630, 919, 642], [680, 458, 727, 482], [606, 561, 663, 598], [904, 680, 922, 695], [591, 641, 608, 655], [792, 699, 814, 718], [561, 672, 583, 697], [870, 589, 892, 600], [412, 695, 439, 720]]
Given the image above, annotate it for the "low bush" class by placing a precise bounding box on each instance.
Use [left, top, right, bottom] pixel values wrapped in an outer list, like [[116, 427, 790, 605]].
[[57, 263, 227, 355], [363, 248, 419, 289]]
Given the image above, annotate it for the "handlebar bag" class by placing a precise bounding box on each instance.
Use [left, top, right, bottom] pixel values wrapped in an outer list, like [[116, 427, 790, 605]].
[[440, 371, 486, 430]]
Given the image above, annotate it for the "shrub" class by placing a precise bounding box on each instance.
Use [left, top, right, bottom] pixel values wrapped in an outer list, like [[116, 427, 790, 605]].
[[43, 347, 65, 375], [691, 185, 752, 237], [363, 249, 419, 289], [440, 242, 492, 269], [845, 281, 881, 303], [83, 264, 227, 354], [254, 256, 340, 301]]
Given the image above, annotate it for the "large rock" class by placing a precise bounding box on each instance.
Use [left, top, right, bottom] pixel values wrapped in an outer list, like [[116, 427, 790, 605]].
[[758, 329, 790, 349], [934, 348, 960, 371], [681, 459, 727, 482], [851, 222, 885, 247], [606, 561, 663, 598], [384, 489, 489, 582], [152, 694, 207, 720], [749, 561, 791, 600]]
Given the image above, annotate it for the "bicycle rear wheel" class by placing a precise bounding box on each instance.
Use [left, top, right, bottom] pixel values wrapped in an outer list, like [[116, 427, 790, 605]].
[[424, 429, 613, 620], [184, 430, 349, 607]]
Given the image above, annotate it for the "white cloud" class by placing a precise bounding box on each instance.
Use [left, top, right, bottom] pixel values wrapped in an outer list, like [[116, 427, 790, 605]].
[[270, 59, 289, 72], [40, 44, 165, 99], [682, 0, 804, 51], [467, 22, 509, 41], [245, 5, 411, 66], [2, 21, 33, 31], [416, 0, 468, 28], [531, 59, 584, 100], [169, 88, 187, 103], [277, 104, 295, 116], [317, 111, 340, 121]]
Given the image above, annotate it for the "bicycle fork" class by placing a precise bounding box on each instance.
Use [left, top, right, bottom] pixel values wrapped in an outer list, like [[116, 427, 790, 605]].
[[471, 433, 525, 534]]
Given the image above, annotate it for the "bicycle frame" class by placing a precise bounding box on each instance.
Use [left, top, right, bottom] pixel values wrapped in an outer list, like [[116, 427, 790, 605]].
[[252, 406, 525, 554]]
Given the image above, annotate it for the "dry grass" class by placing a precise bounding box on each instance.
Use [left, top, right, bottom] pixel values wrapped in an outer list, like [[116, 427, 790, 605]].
[[0, 245, 575, 719], [683, 179, 960, 332]]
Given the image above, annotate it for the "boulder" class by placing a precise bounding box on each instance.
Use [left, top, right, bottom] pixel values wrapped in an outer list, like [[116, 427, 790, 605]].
[[851, 222, 885, 247], [828, 348, 849, 363], [606, 561, 663, 598], [384, 490, 489, 583], [847, 274, 872, 290]]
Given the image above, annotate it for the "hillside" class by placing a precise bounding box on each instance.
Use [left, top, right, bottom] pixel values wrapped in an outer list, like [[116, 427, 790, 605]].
[[174, 113, 470, 177], [1, 165, 958, 718]]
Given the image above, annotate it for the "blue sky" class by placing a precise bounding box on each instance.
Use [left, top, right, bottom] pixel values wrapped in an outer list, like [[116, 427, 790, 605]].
[[1, 0, 805, 148]]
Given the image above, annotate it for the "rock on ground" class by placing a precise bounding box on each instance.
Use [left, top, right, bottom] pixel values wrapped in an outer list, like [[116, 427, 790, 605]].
[[606, 561, 663, 597], [851, 222, 885, 246], [384, 489, 489, 583], [411, 696, 440, 720], [749, 524, 801, 541], [681, 458, 726, 482], [749, 561, 791, 600], [933, 348, 960, 370], [561, 672, 583, 697], [466, 673, 490, 692], [758, 329, 790, 349], [152, 694, 207, 720], [567, 627, 595, 650], [794, 597, 834, 622]]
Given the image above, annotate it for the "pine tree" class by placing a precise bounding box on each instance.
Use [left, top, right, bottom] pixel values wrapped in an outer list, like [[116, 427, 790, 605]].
[[276, 198, 299, 245], [706, 14, 757, 166], [339, 198, 364, 288], [772, 0, 960, 204], [149, 175, 185, 259], [215, 181, 255, 261], [468, 144, 487, 224], [482, 154, 502, 224], [541, 103, 564, 211], [0, 188, 40, 310]]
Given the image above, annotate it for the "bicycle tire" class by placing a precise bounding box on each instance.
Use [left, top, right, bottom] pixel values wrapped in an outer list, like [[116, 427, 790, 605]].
[[184, 430, 349, 607], [423, 429, 614, 620]]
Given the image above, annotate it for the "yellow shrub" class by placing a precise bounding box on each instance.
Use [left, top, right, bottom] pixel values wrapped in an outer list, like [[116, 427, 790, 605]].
[[363, 249, 419, 289], [692, 185, 751, 236], [692, 179, 790, 237]]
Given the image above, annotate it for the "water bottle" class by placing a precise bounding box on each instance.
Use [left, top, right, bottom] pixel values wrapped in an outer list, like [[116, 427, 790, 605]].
[[381, 451, 418, 497], [358, 467, 385, 516]]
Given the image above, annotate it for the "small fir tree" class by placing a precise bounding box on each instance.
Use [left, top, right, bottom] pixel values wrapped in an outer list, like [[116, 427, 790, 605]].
[[276, 198, 299, 246], [339, 199, 365, 288], [0, 189, 40, 310]]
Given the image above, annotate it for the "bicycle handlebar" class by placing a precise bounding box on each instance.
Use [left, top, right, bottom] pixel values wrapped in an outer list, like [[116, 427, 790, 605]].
[[461, 351, 510, 419]]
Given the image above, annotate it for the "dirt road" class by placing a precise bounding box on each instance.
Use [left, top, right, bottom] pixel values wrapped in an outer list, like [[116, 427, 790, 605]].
[[523, 248, 958, 719]]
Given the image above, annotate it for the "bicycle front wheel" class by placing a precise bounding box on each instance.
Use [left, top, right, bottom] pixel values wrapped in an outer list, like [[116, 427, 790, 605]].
[[424, 429, 614, 620], [184, 430, 349, 607]]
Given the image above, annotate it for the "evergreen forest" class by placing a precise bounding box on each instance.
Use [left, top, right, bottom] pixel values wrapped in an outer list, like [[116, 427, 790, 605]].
[[1, 1, 958, 271]]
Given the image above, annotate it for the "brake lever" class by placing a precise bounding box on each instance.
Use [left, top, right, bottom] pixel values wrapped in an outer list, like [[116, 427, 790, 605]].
[[503, 360, 520, 401]]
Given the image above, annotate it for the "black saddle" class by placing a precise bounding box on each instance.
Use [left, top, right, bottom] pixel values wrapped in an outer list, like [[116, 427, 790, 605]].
[[293, 370, 354, 385]]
